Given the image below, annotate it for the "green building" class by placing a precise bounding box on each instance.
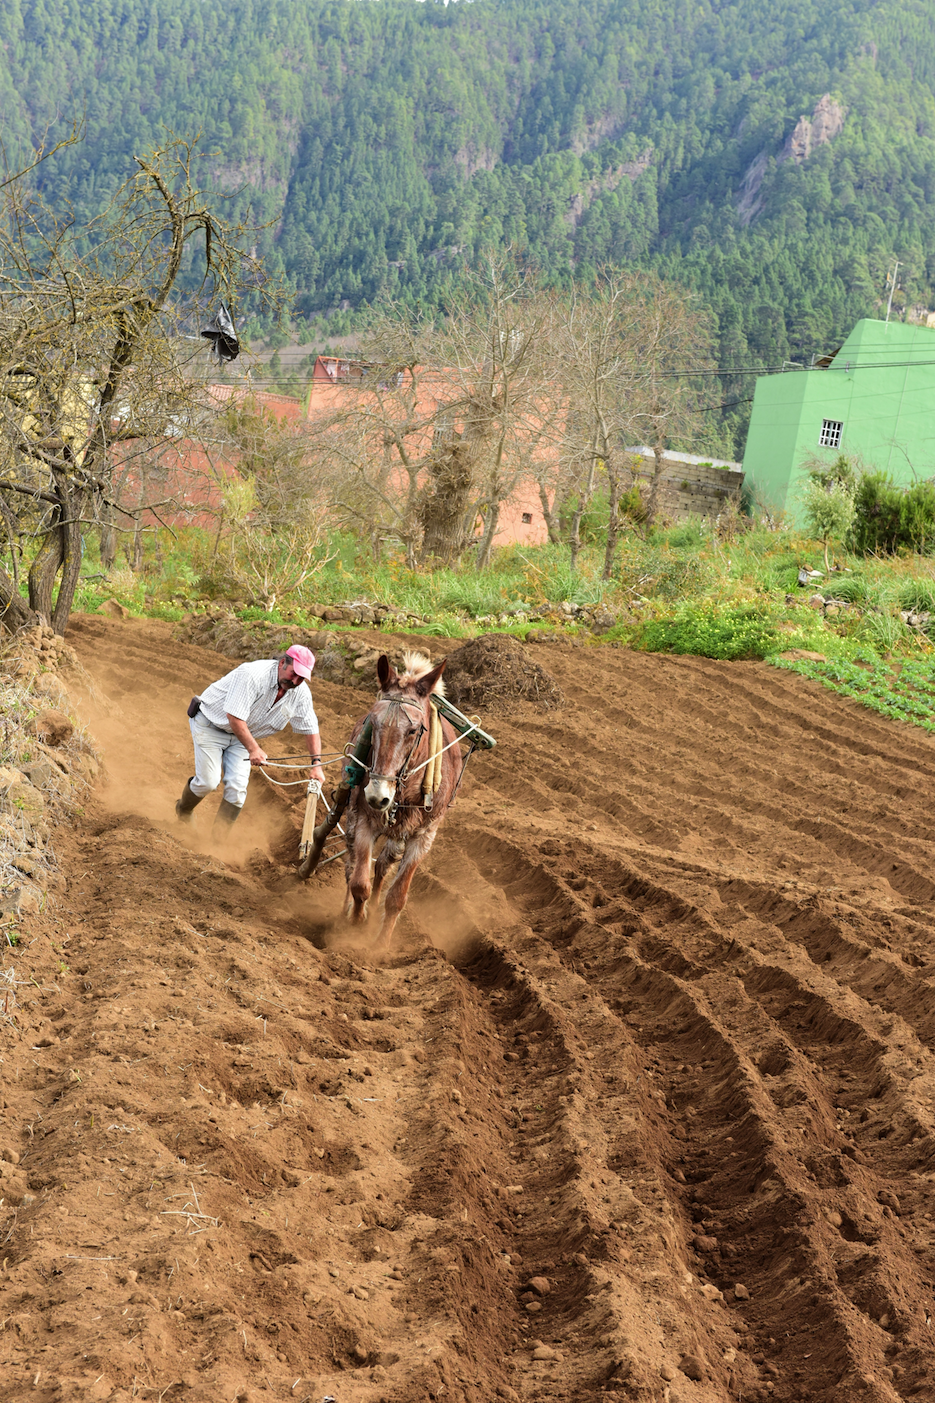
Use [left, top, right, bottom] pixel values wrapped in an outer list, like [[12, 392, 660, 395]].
[[742, 319, 935, 519]]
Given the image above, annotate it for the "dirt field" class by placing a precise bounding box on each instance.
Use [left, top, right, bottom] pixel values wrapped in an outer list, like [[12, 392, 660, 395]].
[[3, 615, 935, 1403]]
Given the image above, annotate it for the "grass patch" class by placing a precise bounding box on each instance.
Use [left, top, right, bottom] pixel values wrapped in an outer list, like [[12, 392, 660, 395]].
[[10, 515, 935, 737]]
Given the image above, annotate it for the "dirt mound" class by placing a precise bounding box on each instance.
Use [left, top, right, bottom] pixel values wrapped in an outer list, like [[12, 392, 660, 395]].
[[442, 632, 564, 715]]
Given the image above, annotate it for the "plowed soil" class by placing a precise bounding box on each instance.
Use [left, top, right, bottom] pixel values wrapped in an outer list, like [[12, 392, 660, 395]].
[[3, 615, 935, 1403]]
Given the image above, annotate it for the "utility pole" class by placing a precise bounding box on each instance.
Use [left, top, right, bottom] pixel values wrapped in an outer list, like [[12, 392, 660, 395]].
[[885, 260, 901, 323]]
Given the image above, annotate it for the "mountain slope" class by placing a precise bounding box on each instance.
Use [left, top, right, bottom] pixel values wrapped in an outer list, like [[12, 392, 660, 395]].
[[4, 0, 935, 450]]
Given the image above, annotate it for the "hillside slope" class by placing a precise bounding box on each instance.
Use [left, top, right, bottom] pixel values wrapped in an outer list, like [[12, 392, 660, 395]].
[[2, 616, 935, 1401], [4, 0, 935, 429]]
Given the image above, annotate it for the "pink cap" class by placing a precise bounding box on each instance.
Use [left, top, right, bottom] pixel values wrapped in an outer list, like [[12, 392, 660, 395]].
[[286, 644, 315, 679]]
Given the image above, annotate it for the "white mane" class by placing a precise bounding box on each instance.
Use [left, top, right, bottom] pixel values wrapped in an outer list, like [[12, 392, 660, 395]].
[[399, 650, 446, 696]]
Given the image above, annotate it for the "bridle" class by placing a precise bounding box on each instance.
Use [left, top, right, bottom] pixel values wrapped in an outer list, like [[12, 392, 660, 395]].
[[345, 695, 428, 818]]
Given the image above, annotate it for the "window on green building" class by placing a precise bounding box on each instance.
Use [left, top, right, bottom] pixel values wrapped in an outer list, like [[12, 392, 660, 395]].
[[819, 419, 843, 448]]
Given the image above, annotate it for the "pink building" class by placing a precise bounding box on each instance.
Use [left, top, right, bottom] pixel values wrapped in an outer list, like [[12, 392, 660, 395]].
[[112, 368, 553, 550], [306, 356, 552, 548]]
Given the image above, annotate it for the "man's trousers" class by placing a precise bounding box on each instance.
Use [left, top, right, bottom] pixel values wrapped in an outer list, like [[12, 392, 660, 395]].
[[189, 713, 252, 807]]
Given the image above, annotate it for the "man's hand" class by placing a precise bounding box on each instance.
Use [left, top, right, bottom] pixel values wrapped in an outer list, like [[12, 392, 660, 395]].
[[227, 714, 267, 766], [309, 761, 325, 784]]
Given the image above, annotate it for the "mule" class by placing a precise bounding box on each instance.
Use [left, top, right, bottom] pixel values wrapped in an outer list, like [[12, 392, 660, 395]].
[[343, 651, 461, 949]]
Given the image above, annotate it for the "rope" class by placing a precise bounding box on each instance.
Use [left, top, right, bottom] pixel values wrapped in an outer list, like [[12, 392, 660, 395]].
[[263, 753, 343, 766], [258, 754, 342, 787], [258, 768, 311, 788], [407, 732, 464, 779]]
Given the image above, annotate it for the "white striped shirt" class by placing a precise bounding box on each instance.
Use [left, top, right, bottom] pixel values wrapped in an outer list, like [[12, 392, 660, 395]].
[[197, 660, 319, 737]]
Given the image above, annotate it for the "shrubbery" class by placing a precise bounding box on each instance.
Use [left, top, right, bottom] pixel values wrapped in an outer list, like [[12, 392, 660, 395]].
[[634, 604, 778, 661], [848, 472, 935, 556]]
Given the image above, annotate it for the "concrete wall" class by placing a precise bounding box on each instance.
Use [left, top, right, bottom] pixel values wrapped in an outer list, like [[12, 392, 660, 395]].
[[743, 319, 935, 520]]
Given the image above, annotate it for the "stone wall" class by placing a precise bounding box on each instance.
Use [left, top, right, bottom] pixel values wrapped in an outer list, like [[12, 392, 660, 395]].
[[632, 455, 744, 523]]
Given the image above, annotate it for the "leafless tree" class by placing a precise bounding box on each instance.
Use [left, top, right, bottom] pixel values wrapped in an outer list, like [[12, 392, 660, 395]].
[[553, 270, 714, 571], [556, 272, 647, 576], [0, 135, 280, 634], [633, 277, 715, 530], [315, 256, 562, 570], [205, 398, 335, 611], [311, 260, 711, 575], [314, 316, 450, 568], [437, 257, 561, 571]]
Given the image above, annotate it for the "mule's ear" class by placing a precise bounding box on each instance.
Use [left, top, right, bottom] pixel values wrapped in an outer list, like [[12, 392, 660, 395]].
[[377, 654, 399, 691], [414, 658, 447, 697]]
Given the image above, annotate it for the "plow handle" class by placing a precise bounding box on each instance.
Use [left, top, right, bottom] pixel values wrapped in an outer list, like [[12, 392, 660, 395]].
[[297, 719, 372, 882], [298, 779, 322, 861], [297, 786, 351, 880]]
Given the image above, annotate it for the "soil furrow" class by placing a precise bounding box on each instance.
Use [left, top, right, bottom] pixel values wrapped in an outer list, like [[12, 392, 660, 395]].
[[6, 616, 935, 1402]]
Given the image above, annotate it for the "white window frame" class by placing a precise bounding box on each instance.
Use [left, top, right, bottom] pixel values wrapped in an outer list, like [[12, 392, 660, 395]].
[[819, 418, 843, 449]]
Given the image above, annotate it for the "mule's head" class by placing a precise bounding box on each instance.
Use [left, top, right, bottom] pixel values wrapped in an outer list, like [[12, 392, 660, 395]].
[[363, 654, 446, 812]]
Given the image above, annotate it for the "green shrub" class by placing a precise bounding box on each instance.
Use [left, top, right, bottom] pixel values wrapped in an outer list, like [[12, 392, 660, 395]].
[[901, 481, 935, 553], [436, 576, 509, 617], [801, 476, 856, 568], [539, 562, 604, 607], [829, 573, 874, 606], [858, 607, 911, 654], [848, 472, 935, 556], [634, 604, 778, 660], [663, 517, 707, 550], [763, 560, 807, 591], [616, 545, 711, 601], [149, 602, 185, 623], [238, 604, 286, 624]]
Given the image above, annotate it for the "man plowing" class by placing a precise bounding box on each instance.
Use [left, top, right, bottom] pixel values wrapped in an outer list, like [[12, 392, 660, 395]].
[[175, 645, 324, 830]]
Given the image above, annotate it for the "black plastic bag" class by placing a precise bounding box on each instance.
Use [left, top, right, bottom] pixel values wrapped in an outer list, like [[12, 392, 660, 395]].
[[201, 302, 240, 362]]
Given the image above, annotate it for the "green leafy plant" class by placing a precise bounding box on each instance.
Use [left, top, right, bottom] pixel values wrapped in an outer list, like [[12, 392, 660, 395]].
[[847, 473, 935, 557], [635, 603, 778, 660], [896, 578, 935, 614], [800, 458, 857, 571], [774, 655, 935, 731], [829, 573, 874, 606]]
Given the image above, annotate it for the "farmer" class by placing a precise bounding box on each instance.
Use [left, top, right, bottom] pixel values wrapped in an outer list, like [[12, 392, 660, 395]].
[[176, 645, 325, 829]]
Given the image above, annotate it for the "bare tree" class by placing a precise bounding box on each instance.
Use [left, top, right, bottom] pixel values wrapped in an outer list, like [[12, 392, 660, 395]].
[[437, 257, 561, 571], [554, 270, 715, 570], [314, 317, 451, 568], [315, 256, 562, 570], [206, 398, 335, 611], [0, 135, 279, 633], [557, 272, 646, 576], [634, 277, 715, 530]]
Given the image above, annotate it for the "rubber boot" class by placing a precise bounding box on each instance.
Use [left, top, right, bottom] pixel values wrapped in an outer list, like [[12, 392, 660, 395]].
[[175, 779, 203, 823], [213, 798, 243, 832]]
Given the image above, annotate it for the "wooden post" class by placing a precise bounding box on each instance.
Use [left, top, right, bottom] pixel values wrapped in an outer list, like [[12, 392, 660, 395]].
[[298, 779, 321, 861]]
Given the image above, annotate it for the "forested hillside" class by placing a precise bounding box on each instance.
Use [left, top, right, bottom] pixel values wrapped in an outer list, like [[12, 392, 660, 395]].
[[4, 0, 935, 452]]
